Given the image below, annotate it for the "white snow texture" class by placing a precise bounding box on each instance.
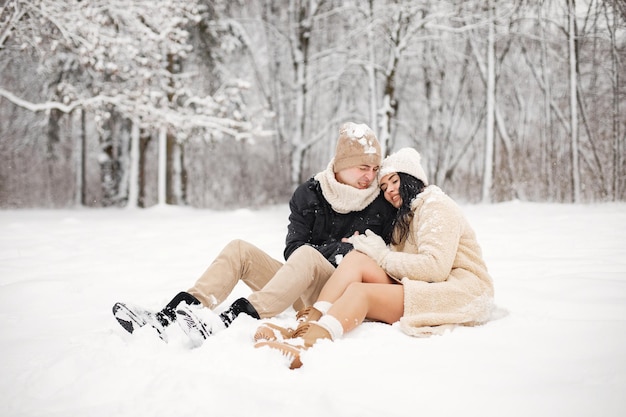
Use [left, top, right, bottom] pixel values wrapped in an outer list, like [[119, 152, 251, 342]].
[[1, 201, 625, 417]]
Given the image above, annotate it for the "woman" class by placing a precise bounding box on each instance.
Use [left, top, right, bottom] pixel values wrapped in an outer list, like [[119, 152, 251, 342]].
[[255, 147, 494, 369]]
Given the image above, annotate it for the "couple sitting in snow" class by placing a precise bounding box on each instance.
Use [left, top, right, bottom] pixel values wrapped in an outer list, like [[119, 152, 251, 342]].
[[113, 122, 494, 369]]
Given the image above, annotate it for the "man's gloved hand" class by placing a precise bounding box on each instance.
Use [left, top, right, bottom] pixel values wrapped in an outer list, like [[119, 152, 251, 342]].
[[348, 229, 390, 265]]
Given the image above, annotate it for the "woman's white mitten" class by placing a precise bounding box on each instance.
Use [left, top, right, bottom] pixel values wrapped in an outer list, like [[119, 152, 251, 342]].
[[348, 229, 389, 265]]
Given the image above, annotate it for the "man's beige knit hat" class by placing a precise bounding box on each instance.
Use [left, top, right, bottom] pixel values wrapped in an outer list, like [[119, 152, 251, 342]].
[[333, 122, 382, 173]]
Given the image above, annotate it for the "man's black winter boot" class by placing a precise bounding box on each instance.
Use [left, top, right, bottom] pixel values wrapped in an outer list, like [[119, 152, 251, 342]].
[[219, 297, 261, 327], [112, 291, 201, 342], [157, 291, 201, 325], [174, 297, 259, 348]]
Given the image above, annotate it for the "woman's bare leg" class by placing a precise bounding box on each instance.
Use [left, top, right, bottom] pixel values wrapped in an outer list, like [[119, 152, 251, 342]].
[[327, 282, 404, 333]]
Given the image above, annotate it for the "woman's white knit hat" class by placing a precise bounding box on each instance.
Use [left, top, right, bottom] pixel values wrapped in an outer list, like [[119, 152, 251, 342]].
[[379, 147, 428, 185]]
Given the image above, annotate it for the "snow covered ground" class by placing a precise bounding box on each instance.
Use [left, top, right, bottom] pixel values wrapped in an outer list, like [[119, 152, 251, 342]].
[[1, 201, 625, 417]]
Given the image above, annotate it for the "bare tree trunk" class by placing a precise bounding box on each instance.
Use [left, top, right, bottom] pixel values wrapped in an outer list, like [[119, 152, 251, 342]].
[[126, 121, 140, 209], [288, 0, 315, 188], [607, 0, 622, 200], [164, 52, 187, 206], [75, 108, 87, 207], [423, 41, 438, 177], [482, 0, 495, 203], [45, 106, 62, 206], [98, 109, 121, 206], [73, 110, 81, 207], [168, 138, 186, 205], [117, 122, 130, 206], [137, 130, 150, 208], [378, 7, 403, 155], [366, 0, 379, 150], [576, 82, 608, 196], [538, 3, 554, 200], [568, 0, 580, 202], [158, 126, 167, 205]]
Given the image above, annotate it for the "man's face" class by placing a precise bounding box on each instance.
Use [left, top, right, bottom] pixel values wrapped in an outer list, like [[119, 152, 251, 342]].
[[335, 164, 380, 189]]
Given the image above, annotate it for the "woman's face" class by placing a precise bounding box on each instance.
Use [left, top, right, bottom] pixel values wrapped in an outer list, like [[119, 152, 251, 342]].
[[380, 172, 402, 208]]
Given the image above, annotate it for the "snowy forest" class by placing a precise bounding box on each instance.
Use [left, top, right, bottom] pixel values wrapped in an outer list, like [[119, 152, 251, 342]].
[[0, 0, 624, 209]]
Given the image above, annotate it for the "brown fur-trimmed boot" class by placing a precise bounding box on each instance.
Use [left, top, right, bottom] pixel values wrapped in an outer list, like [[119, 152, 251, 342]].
[[255, 321, 331, 369], [253, 306, 323, 342]]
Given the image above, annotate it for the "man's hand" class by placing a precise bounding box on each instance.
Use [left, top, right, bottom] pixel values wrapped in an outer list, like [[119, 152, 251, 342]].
[[348, 229, 389, 265], [341, 230, 360, 243]]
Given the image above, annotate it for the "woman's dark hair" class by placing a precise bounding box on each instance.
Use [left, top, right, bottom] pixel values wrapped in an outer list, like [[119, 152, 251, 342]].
[[390, 172, 426, 245]]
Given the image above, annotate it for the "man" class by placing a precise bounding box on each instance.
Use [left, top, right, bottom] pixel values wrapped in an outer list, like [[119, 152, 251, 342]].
[[112, 122, 396, 346]]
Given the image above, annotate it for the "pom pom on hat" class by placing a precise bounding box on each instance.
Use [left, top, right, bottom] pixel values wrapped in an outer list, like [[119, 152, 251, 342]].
[[333, 122, 382, 173], [379, 147, 428, 185]]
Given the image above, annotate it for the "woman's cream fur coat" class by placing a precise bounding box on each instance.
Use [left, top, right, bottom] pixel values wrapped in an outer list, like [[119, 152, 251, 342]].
[[379, 185, 495, 337]]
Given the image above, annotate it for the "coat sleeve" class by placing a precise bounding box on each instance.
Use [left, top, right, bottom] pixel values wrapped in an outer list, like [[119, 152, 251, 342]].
[[283, 183, 315, 260], [283, 183, 353, 266], [380, 194, 462, 283]]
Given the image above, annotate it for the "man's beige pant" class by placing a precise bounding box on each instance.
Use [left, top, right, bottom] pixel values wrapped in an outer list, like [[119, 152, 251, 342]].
[[187, 239, 336, 318]]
